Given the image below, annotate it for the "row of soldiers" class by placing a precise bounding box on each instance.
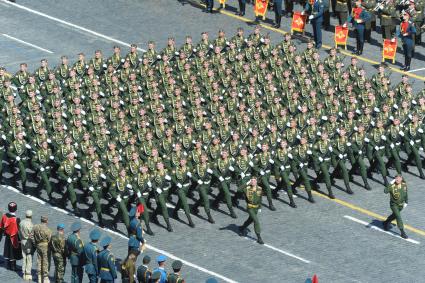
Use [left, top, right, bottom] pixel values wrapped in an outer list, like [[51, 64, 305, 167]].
[[1, 202, 188, 283], [0, 27, 424, 237]]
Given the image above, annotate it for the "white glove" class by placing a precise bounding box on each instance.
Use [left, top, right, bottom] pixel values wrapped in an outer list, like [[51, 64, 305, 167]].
[[117, 195, 122, 202], [156, 55, 161, 59], [16, 156, 21, 161], [101, 174, 106, 179], [75, 164, 81, 170], [309, 15, 314, 20], [403, 203, 408, 209], [177, 183, 183, 188], [219, 176, 224, 182], [399, 131, 405, 137], [40, 167, 45, 172], [307, 150, 312, 155], [165, 175, 171, 181], [126, 184, 132, 189], [410, 140, 415, 146], [198, 180, 203, 185], [375, 146, 379, 151], [347, 142, 352, 147], [25, 144, 31, 149], [269, 159, 274, 164], [319, 157, 324, 162], [207, 169, 213, 174], [419, 129, 424, 134], [249, 161, 254, 167], [288, 153, 293, 159], [364, 138, 370, 143], [147, 181, 152, 187], [280, 165, 285, 171], [67, 178, 72, 183], [187, 172, 192, 177], [1, 135, 6, 140], [300, 163, 304, 168], [89, 186, 94, 192], [358, 150, 363, 155], [229, 166, 235, 171], [321, 116, 328, 121], [260, 170, 265, 176], [390, 143, 395, 149], [328, 146, 333, 152], [338, 154, 343, 159], [156, 188, 162, 194], [381, 136, 387, 141], [137, 191, 141, 198]]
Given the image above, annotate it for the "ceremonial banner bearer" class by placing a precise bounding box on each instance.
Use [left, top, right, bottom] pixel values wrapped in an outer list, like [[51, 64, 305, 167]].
[[304, 0, 325, 48], [348, 0, 371, 55], [399, 12, 416, 71]]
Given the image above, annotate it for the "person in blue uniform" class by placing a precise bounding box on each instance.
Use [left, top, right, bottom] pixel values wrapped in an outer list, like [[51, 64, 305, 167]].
[[66, 221, 84, 283], [274, 0, 283, 28], [84, 229, 101, 283], [348, 0, 371, 55], [304, 0, 325, 48], [98, 236, 117, 283], [399, 12, 416, 71], [152, 255, 168, 283]]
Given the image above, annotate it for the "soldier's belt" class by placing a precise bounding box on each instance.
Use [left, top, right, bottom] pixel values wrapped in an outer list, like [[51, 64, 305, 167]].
[[225, 176, 231, 180], [396, 142, 401, 146], [416, 139, 421, 143], [265, 169, 271, 173], [183, 183, 190, 187], [382, 15, 391, 18], [204, 180, 211, 185], [324, 158, 331, 161], [101, 267, 110, 271], [247, 203, 259, 209]]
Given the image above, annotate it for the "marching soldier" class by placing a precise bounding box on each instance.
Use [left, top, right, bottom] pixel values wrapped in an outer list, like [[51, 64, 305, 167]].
[[191, 154, 215, 223], [31, 141, 54, 199], [312, 131, 335, 198], [331, 128, 355, 194], [151, 162, 173, 232], [292, 135, 315, 203], [382, 174, 408, 238], [58, 152, 81, 215], [50, 224, 67, 283], [66, 221, 84, 283], [133, 165, 154, 235], [238, 177, 264, 244], [171, 158, 195, 227], [273, 140, 297, 207]]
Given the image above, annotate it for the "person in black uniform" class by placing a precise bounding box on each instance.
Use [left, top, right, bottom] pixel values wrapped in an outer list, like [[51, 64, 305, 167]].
[[274, 0, 283, 28]]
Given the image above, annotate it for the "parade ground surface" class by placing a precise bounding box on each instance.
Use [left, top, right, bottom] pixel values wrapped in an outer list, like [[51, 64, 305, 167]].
[[1, 0, 425, 282]]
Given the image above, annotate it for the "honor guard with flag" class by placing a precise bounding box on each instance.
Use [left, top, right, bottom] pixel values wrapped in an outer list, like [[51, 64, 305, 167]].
[[304, 0, 325, 48], [348, 0, 371, 55], [399, 11, 416, 71], [0, 202, 22, 271]]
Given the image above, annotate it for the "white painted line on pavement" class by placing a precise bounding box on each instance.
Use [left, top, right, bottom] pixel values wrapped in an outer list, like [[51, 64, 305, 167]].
[[2, 34, 54, 54], [1, 185, 238, 283], [1, 0, 146, 52], [408, 67, 425, 73], [344, 215, 420, 245], [243, 236, 311, 263]]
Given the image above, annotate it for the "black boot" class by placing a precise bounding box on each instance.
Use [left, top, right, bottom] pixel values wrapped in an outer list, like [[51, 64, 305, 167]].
[[230, 208, 237, 219], [405, 57, 411, 71], [165, 219, 173, 232], [400, 229, 408, 239], [308, 191, 315, 203], [346, 185, 353, 195], [364, 182, 372, 191], [207, 212, 215, 224], [382, 220, 389, 231], [171, 209, 180, 220], [187, 215, 195, 228], [256, 233, 264, 245], [238, 225, 247, 236]]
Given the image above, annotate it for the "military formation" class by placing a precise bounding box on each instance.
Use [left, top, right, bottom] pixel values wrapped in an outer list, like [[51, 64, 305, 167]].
[[0, 26, 423, 242]]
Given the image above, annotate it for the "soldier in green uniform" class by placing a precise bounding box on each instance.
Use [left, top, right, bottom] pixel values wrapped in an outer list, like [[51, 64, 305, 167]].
[[238, 177, 264, 244], [312, 131, 335, 199], [191, 154, 215, 223], [58, 152, 81, 215], [33, 215, 52, 283], [31, 141, 54, 198], [150, 162, 173, 232], [167, 260, 185, 283], [50, 223, 67, 283], [171, 158, 195, 228], [382, 174, 409, 238], [66, 221, 84, 283], [273, 140, 297, 207], [82, 160, 107, 226], [7, 131, 30, 192], [110, 168, 132, 230]]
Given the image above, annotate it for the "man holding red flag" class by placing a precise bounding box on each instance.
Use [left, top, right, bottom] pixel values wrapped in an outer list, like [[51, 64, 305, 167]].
[[348, 0, 371, 55], [0, 202, 22, 271], [399, 11, 416, 71]]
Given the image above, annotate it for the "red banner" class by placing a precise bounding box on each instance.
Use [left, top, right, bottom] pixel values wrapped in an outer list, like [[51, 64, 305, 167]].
[[219, 0, 226, 5], [291, 11, 307, 33], [382, 39, 397, 63], [254, 0, 269, 17], [335, 25, 349, 46]]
